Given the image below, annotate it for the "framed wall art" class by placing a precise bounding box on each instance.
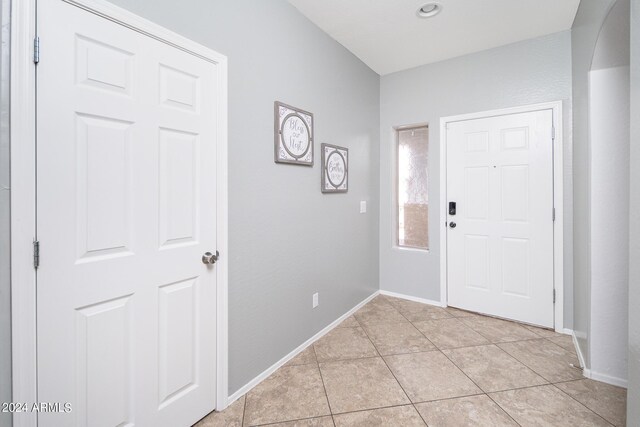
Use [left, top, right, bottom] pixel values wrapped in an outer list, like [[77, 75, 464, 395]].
[[321, 143, 348, 193], [274, 101, 314, 166]]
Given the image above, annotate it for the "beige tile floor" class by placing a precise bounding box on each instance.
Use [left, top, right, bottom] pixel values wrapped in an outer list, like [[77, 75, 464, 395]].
[[195, 295, 627, 427]]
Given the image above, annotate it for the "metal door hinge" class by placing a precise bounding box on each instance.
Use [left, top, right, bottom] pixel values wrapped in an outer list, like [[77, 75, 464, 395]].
[[33, 37, 40, 64], [552, 208, 556, 222], [553, 289, 556, 304], [33, 240, 40, 269], [551, 125, 556, 141]]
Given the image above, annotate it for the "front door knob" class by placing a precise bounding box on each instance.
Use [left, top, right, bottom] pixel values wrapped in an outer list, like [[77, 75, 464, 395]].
[[449, 222, 457, 228], [202, 251, 219, 265]]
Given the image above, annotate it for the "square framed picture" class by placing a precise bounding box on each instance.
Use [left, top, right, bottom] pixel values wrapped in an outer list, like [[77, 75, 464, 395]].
[[274, 101, 314, 166], [321, 143, 348, 193]]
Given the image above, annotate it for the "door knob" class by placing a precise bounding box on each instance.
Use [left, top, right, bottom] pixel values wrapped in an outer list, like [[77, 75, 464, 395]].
[[449, 222, 457, 228], [202, 251, 219, 265]]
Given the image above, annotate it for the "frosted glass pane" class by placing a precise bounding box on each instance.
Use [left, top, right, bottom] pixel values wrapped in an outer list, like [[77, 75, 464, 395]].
[[397, 127, 429, 249]]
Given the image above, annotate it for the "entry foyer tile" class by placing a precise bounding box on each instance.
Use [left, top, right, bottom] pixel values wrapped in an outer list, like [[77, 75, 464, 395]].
[[444, 306, 481, 318], [498, 338, 583, 383], [313, 326, 377, 362], [259, 416, 335, 427], [385, 297, 435, 314], [384, 351, 481, 402], [353, 303, 407, 326], [319, 357, 409, 413], [364, 295, 394, 309], [401, 306, 453, 322], [333, 405, 426, 426], [556, 379, 627, 426], [362, 321, 435, 355], [522, 323, 563, 338], [547, 334, 577, 354], [415, 395, 518, 427], [459, 315, 540, 343], [285, 346, 317, 367], [336, 315, 359, 328], [490, 385, 611, 427], [243, 364, 330, 426], [442, 345, 547, 392], [195, 395, 245, 427], [413, 318, 490, 349]]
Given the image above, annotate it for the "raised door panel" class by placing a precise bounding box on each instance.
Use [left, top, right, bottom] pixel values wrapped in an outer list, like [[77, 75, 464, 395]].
[[75, 35, 134, 96], [159, 64, 200, 113], [158, 278, 199, 408], [464, 235, 490, 291], [501, 165, 530, 223], [500, 127, 529, 151], [76, 114, 134, 262], [75, 296, 133, 427], [464, 167, 490, 220], [501, 238, 531, 298], [158, 128, 200, 249]]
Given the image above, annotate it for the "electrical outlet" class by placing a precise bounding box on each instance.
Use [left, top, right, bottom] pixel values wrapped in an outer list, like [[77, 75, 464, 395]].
[[312, 292, 319, 308], [360, 201, 367, 213]]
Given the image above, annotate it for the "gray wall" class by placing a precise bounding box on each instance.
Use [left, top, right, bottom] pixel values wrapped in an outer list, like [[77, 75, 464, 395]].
[[570, 0, 616, 366], [628, 0, 640, 423], [104, 0, 381, 395], [589, 0, 630, 384], [379, 32, 574, 327], [0, 0, 11, 425]]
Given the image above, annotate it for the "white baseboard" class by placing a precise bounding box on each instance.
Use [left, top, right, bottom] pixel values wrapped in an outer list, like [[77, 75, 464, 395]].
[[572, 331, 587, 372], [570, 331, 628, 388], [587, 370, 628, 388], [379, 290, 445, 308], [560, 328, 573, 336], [225, 291, 380, 407]]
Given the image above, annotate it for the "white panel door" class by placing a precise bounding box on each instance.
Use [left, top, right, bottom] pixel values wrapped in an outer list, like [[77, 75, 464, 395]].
[[446, 110, 554, 327], [36, 1, 220, 426]]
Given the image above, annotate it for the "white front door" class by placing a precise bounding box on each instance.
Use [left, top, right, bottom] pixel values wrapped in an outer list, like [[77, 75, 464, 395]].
[[446, 110, 554, 327], [36, 1, 221, 425]]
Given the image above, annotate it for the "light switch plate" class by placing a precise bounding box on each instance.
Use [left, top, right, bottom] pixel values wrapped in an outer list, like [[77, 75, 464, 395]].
[[360, 201, 367, 213], [312, 293, 319, 308]]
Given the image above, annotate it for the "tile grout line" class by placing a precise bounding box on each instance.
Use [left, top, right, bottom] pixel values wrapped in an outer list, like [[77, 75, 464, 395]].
[[437, 347, 524, 427], [251, 414, 333, 427], [549, 383, 617, 426], [487, 343, 555, 385], [331, 402, 423, 416], [356, 319, 421, 422], [483, 392, 523, 427], [363, 299, 619, 425], [405, 309, 490, 351], [410, 390, 486, 405], [241, 392, 248, 427], [395, 302, 486, 348], [393, 306, 446, 352], [402, 304, 580, 383], [494, 345, 580, 385], [238, 299, 619, 427], [312, 344, 336, 424], [543, 336, 579, 354], [367, 299, 585, 390]]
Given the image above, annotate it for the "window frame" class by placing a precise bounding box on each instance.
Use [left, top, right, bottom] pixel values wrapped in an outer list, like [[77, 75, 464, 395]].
[[394, 124, 430, 252]]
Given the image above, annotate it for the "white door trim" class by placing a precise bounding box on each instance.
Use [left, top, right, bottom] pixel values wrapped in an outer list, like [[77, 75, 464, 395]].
[[10, 2, 230, 426], [439, 101, 564, 332], [10, 0, 38, 425]]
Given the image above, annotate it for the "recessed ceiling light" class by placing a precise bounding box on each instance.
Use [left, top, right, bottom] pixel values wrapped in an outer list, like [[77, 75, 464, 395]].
[[417, 3, 442, 18]]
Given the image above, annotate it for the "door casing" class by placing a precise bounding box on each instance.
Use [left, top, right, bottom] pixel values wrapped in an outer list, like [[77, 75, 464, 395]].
[[9, 1, 230, 425], [439, 101, 565, 332]]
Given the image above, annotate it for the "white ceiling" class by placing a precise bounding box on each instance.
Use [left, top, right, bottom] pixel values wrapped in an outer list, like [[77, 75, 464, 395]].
[[288, 0, 580, 75]]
